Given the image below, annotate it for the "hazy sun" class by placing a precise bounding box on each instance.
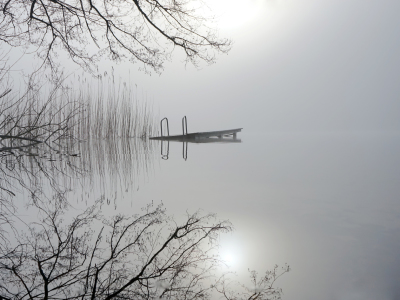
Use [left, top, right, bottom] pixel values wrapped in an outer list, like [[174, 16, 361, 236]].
[[222, 252, 236, 265], [206, 0, 268, 29], [220, 246, 241, 267]]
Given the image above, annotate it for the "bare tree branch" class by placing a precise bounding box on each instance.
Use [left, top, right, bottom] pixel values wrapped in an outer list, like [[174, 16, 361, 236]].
[[0, 0, 231, 73], [0, 199, 289, 300]]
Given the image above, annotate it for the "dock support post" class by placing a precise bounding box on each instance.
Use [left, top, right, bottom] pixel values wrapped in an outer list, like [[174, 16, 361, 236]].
[[233, 133, 237, 140]]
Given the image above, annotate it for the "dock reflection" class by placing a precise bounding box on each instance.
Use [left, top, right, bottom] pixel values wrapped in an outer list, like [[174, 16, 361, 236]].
[[157, 137, 242, 160]]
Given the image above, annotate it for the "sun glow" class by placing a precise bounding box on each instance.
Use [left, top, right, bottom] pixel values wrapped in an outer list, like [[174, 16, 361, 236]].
[[222, 252, 237, 265], [219, 240, 243, 268], [206, 0, 268, 29]]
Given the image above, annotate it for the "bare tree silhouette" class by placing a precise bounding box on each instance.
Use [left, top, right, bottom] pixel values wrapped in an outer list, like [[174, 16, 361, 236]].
[[0, 0, 231, 73], [0, 200, 289, 300], [214, 267, 290, 300]]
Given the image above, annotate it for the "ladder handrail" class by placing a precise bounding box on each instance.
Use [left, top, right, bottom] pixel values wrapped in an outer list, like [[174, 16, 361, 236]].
[[182, 116, 188, 136], [182, 141, 188, 161], [161, 140, 169, 160], [160, 117, 169, 137]]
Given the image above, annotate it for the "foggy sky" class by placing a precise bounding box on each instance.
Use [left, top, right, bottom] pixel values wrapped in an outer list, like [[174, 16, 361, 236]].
[[110, 0, 400, 135]]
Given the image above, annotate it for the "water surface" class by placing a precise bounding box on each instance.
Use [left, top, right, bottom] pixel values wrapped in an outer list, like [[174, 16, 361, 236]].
[[140, 131, 400, 300], [3, 131, 400, 299]]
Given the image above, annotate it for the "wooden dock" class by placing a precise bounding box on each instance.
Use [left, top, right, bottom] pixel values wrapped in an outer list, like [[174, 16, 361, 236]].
[[150, 128, 243, 142]]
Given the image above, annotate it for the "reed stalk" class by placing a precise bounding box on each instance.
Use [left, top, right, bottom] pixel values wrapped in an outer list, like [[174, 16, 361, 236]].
[[0, 74, 157, 149]]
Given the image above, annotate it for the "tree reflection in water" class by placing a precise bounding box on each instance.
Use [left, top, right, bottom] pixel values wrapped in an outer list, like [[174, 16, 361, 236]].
[[0, 198, 289, 299], [0, 138, 289, 300], [0, 141, 87, 245]]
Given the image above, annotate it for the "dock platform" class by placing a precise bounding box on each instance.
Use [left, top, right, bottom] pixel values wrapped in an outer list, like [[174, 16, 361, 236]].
[[150, 128, 243, 141]]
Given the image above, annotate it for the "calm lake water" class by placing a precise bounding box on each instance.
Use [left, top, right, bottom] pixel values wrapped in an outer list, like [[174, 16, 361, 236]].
[[4, 131, 400, 299], [141, 131, 400, 300]]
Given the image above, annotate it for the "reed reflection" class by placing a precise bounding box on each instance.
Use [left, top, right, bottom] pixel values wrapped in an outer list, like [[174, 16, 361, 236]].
[[0, 137, 156, 210], [76, 137, 156, 198]]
